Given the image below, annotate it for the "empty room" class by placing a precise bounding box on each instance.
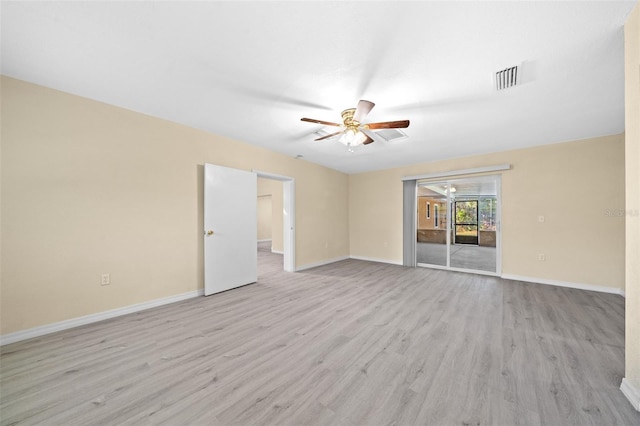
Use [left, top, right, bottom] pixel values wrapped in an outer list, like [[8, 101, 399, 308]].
[[2, 1, 640, 425]]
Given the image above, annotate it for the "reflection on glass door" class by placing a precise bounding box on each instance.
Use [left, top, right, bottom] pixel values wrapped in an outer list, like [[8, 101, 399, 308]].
[[416, 176, 500, 275], [416, 184, 448, 267]]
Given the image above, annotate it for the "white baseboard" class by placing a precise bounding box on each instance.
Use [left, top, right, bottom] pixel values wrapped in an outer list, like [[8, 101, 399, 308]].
[[501, 274, 625, 297], [621, 378, 640, 411], [350, 255, 403, 266], [296, 256, 350, 272], [0, 289, 204, 346], [271, 249, 284, 254], [1, 271, 623, 346], [257, 239, 272, 243]]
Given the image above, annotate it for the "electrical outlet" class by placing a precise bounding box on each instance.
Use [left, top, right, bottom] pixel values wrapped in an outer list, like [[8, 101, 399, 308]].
[[101, 273, 111, 286], [538, 215, 545, 223], [538, 254, 546, 261]]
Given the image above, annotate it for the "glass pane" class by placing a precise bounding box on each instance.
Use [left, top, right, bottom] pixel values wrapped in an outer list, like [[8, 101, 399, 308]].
[[416, 184, 448, 266], [455, 201, 478, 225], [479, 198, 497, 231], [451, 196, 496, 272], [454, 201, 478, 245]]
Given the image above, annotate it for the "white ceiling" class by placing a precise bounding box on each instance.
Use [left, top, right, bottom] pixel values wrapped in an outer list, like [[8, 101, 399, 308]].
[[1, 1, 636, 174]]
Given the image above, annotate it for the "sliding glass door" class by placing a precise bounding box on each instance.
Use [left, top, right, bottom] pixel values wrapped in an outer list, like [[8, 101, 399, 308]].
[[416, 175, 500, 275]]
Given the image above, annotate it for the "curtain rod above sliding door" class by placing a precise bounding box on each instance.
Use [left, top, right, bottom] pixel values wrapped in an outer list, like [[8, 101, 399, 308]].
[[401, 164, 511, 181]]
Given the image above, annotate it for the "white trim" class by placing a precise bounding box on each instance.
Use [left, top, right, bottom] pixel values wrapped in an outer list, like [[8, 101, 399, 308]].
[[351, 255, 403, 266], [403, 164, 511, 181], [296, 256, 350, 271], [620, 378, 640, 411], [257, 239, 272, 243], [282, 180, 295, 272], [495, 177, 503, 275], [0, 290, 203, 346], [252, 170, 292, 182], [271, 249, 284, 254], [501, 274, 625, 296]]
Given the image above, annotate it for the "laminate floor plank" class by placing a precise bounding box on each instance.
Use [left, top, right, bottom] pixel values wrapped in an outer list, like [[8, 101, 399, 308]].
[[2, 246, 639, 425]]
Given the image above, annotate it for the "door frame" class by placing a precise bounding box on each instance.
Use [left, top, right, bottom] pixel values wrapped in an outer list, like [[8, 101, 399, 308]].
[[253, 170, 296, 272]]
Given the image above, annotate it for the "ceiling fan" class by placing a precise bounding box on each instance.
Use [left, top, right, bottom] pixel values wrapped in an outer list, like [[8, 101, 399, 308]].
[[301, 100, 410, 151]]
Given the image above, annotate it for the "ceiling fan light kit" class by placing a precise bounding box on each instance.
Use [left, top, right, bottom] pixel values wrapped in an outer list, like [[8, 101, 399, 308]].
[[301, 100, 410, 151]]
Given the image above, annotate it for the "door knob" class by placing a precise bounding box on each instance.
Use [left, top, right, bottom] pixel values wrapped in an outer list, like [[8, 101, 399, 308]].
[[206, 230, 214, 236]]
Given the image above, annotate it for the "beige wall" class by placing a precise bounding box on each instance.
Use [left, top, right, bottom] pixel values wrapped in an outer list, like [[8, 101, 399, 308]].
[[257, 195, 272, 241], [257, 177, 283, 252], [0, 69, 632, 354], [350, 134, 626, 289], [0, 76, 349, 334], [624, 2, 640, 396]]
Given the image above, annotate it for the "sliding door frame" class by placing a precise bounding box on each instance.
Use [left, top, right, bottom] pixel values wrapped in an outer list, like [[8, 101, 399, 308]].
[[416, 175, 502, 277]]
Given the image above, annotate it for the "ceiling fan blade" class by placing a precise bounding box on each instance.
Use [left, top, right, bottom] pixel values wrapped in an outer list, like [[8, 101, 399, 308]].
[[360, 128, 380, 144], [301, 117, 342, 127], [362, 133, 374, 145], [314, 130, 344, 141], [366, 120, 410, 129], [353, 100, 375, 123]]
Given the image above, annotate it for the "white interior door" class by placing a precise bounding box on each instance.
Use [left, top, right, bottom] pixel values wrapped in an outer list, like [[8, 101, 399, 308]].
[[204, 164, 257, 296]]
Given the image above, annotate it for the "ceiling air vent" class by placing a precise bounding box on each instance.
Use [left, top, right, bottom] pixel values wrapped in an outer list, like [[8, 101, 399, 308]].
[[495, 65, 518, 90], [375, 128, 408, 142]]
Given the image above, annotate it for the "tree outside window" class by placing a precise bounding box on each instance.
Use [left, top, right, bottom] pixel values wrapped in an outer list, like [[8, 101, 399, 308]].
[[479, 198, 497, 231]]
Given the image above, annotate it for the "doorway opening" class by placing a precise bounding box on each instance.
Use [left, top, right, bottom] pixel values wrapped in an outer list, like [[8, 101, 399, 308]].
[[416, 175, 500, 275], [202, 165, 295, 296], [255, 171, 295, 273], [257, 191, 279, 274]]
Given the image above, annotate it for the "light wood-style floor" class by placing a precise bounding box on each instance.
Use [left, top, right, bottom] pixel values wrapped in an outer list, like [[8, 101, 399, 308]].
[[1, 246, 639, 425], [417, 242, 497, 272]]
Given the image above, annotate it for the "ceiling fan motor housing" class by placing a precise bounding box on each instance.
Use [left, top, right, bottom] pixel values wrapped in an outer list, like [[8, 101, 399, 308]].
[[341, 108, 358, 127]]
